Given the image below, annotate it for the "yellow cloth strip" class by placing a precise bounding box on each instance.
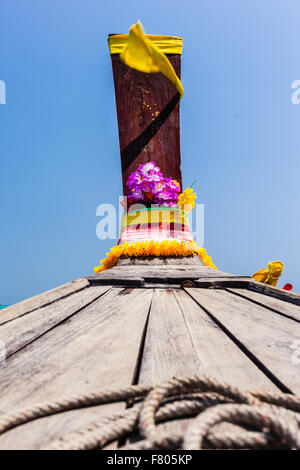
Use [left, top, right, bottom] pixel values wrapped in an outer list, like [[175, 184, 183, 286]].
[[108, 34, 182, 55], [121, 209, 189, 231], [252, 261, 283, 287], [109, 21, 184, 98]]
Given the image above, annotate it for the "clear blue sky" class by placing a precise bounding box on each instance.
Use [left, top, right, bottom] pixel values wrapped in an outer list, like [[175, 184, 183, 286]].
[[1, 0, 299, 304]]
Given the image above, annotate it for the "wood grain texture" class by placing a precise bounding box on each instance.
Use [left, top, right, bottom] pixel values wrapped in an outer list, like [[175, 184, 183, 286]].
[[88, 265, 248, 287], [0, 288, 153, 449], [137, 289, 199, 439], [248, 280, 300, 306], [136, 289, 277, 442], [186, 288, 300, 394], [227, 288, 300, 322], [194, 278, 251, 288], [138, 289, 199, 381], [0, 286, 111, 359], [139, 289, 277, 389], [117, 256, 204, 266], [111, 53, 182, 192], [172, 290, 278, 390], [0, 278, 89, 326]]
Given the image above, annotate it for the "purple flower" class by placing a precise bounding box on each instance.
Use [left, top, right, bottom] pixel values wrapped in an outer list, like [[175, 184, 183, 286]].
[[126, 162, 181, 207], [138, 162, 161, 175], [127, 171, 142, 190], [128, 187, 144, 202]]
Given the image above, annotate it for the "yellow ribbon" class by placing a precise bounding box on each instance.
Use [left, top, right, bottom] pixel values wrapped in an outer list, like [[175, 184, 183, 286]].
[[108, 34, 182, 55], [121, 208, 189, 231], [252, 261, 283, 287], [109, 21, 184, 98]]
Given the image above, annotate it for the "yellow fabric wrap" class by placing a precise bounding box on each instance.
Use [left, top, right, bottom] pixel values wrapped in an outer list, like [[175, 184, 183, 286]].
[[108, 34, 182, 55], [108, 21, 184, 98], [252, 261, 283, 287], [121, 208, 189, 231]]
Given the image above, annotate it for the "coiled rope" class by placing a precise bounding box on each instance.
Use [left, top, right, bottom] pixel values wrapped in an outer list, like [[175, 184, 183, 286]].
[[1, 375, 300, 450]]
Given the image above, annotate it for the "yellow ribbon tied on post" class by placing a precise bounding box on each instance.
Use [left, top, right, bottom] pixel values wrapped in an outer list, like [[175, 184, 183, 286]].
[[119, 21, 184, 98], [252, 261, 283, 287]]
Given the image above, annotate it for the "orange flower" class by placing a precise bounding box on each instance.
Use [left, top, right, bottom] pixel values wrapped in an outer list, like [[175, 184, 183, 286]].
[[93, 241, 217, 273], [178, 188, 197, 212]]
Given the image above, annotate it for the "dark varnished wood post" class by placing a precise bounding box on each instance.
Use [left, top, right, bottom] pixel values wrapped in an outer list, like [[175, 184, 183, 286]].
[[109, 34, 182, 193]]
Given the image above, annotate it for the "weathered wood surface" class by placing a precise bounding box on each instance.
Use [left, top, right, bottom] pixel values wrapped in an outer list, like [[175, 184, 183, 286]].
[[136, 289, 278, 442], [0, 278, 299, 449], [0, 286, 111, 359], [89, 264, 300, 309], [88, 265, 249, 287], [186, 288, 300, 394], [139, 289, 278, 390], [248, 279, 300, 306], [194, 277, 251, 288], [227, 288, 300, 322], [117, 256, 204, 266], [0, 287, 153, 449], [0, 278, 89, 326], [90, 265, 238, 280], [111, 52, 182, 192]]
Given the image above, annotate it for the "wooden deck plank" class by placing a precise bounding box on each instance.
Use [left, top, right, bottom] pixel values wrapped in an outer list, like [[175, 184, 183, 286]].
[[173, 290, 278, 390], [136, 289, 278, 442], [138, 289, 199, 382], [139, 289, 277, 390], [227, 288, 300, 322], [89, 265, 242, 279], [194, 278, 251, 288], [0, 278, 89, 325], [0, 285, 111, 359], [186, 288, 300, 394], [0, 288, 153, 449], [137, 289, 199, 440], [248, 280, 300, 306], [88, 265, 248, 287]]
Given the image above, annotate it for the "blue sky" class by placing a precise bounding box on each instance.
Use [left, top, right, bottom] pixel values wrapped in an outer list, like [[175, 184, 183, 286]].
[[1, 0, 299, 304]]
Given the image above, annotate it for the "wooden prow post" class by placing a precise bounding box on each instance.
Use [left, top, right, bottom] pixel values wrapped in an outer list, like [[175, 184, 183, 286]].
[[109, 34, 182, 194]]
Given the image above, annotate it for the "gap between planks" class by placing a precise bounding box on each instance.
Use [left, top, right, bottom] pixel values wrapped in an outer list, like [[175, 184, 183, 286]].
[[226, 287, 300, 323], [0, 285, 112, 361], [0, 278, 90, 327], [185, 288, 300, 395], [129, 289, 279, 445], [0, 288, 153, 449]]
